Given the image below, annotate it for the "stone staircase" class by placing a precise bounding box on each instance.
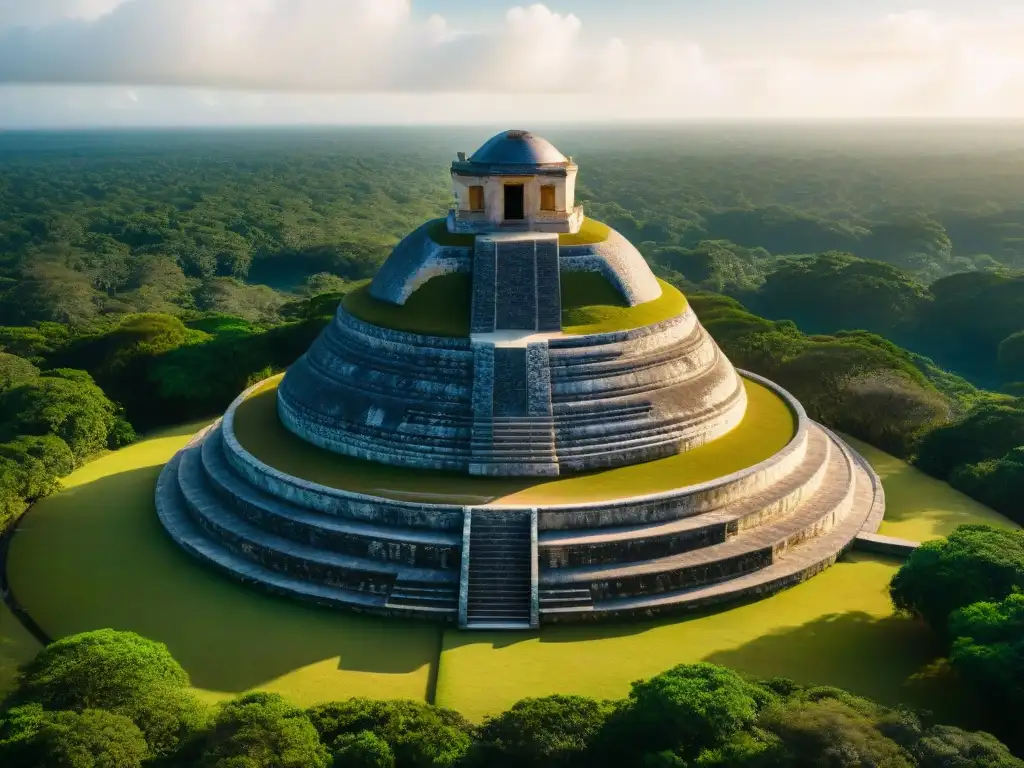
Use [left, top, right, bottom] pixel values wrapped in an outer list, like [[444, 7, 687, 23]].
[[462, 511, 536, 629], [470, 416, 558, 476]]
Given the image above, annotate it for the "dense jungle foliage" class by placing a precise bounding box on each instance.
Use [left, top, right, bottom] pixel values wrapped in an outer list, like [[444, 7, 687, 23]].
[[2, 627, 1021, 768]]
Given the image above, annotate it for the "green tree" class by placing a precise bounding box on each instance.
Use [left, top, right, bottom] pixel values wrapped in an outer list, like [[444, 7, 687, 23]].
[[37, 709, 148, 768], [467, 695, 616, 768], [756, 697, 914, 767], [333, 731, 395, 768], [0, 353, 40, 391], [889, 526, 1024, 630], [0, 706, 149, 768], [915, 725, 1024, 768], [916, 404, 1024, 479], [619, 663, 773, 758], [947, 592, 1024, 710], [836, 370, 952, 455], [0, 373, 133, 460], [0, 434, 74, 502], [120, 686, 209, 760], [197, 692, 329, 768], [12, 629, 191, 713], [307, 698, 471, 768]]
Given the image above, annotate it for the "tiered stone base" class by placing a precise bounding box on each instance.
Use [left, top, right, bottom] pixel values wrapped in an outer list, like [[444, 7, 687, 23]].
[[276, 303, 746, 477], [155, 373, 883, 627]]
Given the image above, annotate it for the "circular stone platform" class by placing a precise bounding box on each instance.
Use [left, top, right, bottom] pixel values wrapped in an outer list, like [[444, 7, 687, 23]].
[[155, 129, 885, 629]]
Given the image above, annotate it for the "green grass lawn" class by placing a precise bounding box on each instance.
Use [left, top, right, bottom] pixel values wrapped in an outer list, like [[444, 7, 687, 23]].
[[561, 276, 686, 335], [5, 420, 440, 707], [843, 435, 1020, 541], [236, 375, 795, 505]]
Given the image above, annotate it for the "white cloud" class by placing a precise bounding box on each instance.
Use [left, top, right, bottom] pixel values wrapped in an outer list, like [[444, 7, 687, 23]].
[[0, 2, 1022, 119], [0, 0, 127, 28]]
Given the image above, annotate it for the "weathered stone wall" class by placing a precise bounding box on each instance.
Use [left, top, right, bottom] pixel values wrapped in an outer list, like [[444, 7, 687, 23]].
[[470, 237, 497, 333], [560, 227, 662, 306], [369, 220, 471, 305], [277, 310, 476, 472], [546, 309, 749, 473]]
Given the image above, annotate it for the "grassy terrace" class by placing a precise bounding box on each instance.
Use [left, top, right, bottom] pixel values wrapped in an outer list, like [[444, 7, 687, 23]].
[[561, 275, 686, 335], [342, 273, 472, 337], [343, 272, 686, 338], [232, 374, 794, 505], [4, 421, 1013, 719]]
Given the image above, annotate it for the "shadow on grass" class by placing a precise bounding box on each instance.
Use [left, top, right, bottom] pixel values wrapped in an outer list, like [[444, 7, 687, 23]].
[[706, 609, 986, 728], [6, 465, 440, 697]]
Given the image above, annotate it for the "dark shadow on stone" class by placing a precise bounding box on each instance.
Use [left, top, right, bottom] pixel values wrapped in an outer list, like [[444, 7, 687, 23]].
[[5, 466, 441, 695]]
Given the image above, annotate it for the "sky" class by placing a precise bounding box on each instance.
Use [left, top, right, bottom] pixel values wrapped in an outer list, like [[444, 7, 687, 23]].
[[0, 0, 1022, 127]]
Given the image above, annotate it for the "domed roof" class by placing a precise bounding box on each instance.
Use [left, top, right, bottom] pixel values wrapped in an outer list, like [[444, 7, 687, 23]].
[[469, 130, 567, 166]]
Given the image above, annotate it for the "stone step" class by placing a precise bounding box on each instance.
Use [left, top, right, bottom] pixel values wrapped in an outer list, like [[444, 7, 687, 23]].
[[156, 451, 454, 621], [550, 382, 745, 453], [538, 425, 831, 568], [200, 428, 460, 569], [549, 342, 718, 403], [542, 437, 880, 621], [540, 430, 856, 600], [387, 583, 458, 609], [464, 509, 535, 629], [177, 444, 456, 593], [549, 321, 706, 380]]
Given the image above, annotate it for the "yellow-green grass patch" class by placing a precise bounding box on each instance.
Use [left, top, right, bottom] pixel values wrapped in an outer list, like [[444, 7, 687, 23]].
[[425, 218, 475, 247], [843, 435, 1019, 541], [5, 420, 440, 707], [236, 375, 796, 505], [0, 598, 41, 697], [435, 552, 981, 724], [558, 217, 610, 246], [342, 273, 472, 338], [561, 276, 687, 335]]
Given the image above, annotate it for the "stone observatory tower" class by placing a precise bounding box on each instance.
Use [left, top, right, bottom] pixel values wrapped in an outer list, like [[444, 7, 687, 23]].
[[157, 130, 885, 630]]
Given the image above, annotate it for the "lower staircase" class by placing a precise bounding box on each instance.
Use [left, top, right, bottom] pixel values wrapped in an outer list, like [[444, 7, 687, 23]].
[[462, 510, 536, 629]]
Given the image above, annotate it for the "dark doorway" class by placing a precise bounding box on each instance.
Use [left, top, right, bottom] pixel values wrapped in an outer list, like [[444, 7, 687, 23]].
[[503, 184, 525, 220]]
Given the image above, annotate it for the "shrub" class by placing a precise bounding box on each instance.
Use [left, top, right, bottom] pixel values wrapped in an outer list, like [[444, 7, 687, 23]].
[[947, 592, 1024, 712], [617, 663, 774, 758], [333, 731, 395, 768], [0, 706, 149, 768], [0, 353, 40, 392], [12, 629, 191, 713], [889, 526, 1024, 630], [0, 372, 133, 460], [467, 695, 616, 768], [197, 692, 329, 768], [757, 697, 914, 767], [307, 698, 471, 768], [915, 724, 1024, 768]]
